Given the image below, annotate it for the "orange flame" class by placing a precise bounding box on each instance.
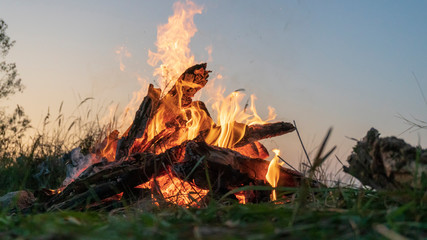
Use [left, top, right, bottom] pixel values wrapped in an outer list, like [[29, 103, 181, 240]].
[[148, 0, 203, 94], [266, 149, 281, 201], [205, 88, 276, 148], [98, 0, 280, 206], [100, 130, 119, 162]]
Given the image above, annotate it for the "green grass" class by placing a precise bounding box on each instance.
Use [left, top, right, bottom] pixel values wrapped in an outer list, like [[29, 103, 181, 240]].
[[0, 106, 426, 239], [0, 188, 425, 240], [0, 98, 109, 196]]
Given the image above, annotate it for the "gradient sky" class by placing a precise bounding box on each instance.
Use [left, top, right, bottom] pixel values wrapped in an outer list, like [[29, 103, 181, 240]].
[[1, 0, 427, 178]]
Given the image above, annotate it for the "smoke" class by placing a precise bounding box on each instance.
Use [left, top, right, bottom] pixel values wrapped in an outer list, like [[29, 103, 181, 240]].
[[62, 148, 100, 186]]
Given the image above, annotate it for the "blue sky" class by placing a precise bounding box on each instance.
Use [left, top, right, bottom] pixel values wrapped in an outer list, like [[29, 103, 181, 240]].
[[1, 0, 427, 174]]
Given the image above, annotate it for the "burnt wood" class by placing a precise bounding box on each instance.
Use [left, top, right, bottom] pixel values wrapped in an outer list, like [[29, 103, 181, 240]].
[[180, 141, 303, 188], [46, 143, 187, 211], [234, 122, 295, 148], [115, 84, 161, 161]]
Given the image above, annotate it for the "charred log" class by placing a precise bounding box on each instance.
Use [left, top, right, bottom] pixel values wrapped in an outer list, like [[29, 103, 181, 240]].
[[46, 143, 187, 211], [149, 63, 210, 130], [197, 121, 295, 148], [121, 64, 211, 156], [162, 63, 210, 109], [234, 122, 295, 148], [115, 84, 161, 161], [175, 141, 303, 189]]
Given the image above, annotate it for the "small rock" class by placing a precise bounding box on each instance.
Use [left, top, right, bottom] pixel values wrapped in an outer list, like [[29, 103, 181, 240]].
[[0, 190, 35, 210]]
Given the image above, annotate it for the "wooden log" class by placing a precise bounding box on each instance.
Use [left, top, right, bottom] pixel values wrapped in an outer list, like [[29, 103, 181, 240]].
[[148, 63, 210, 132], [174, 141, 303, 189], [115, 84, 161, 161], [45, 138, 304, 210], [197, 121, 295, 149], [344, 128, 427, 190], [234, 122, 295, 148], [162, 63, 210, 109], [138, 101, 214, 155], [46, 143, 187, 210]]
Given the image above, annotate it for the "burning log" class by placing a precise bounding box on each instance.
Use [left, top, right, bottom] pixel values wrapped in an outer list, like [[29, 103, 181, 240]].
[[115, 84, 161, 161], [116, 63, 294, 158], [198, 121, 295, 149], [47, 139, 304, 211], [46, 143, 187, 211], [176, 141, 303, 189], [160, 63, 210, 109], [234, 122, 295, 147]]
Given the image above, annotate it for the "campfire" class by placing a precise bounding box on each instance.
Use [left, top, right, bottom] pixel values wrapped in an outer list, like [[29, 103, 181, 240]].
[[41, 1, 312, 211]]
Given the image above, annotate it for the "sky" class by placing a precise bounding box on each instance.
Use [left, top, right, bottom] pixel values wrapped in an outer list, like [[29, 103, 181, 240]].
[[1, 0, 427, 179]]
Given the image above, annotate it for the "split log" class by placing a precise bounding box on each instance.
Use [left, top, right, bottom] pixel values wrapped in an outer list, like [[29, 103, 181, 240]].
[[344, 128, 427, 190], [161, 63, 210, 109], [234, 122, 295, 148], [115, 84, 161, 161], [147, 63, 210, 131], [197, 121, 295, 148], [174, 141, 303, 190]]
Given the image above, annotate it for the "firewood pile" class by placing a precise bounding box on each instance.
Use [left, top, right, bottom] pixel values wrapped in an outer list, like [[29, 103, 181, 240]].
[[27, 63, 309, 211]]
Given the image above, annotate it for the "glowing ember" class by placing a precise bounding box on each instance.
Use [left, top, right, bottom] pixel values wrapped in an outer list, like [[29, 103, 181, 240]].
[[137, 174, 209, 207], [266, 149, 281, 201]]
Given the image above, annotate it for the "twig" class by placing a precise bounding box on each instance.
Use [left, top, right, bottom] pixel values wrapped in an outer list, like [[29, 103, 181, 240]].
[[293, 120, 312, 168]]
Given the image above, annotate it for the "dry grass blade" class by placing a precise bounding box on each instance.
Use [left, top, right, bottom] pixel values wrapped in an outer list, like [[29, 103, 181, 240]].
[[374, 224, 409, 240], [412, 72, 427, 109], [77, 97, 94, 108], [311, 127, 333, 173], [293, 120, 312, 168], [290, 128, 335, 226], [58, 101, 63, 113], [183, 156, 205, 182], [278, 155, 299, 172]]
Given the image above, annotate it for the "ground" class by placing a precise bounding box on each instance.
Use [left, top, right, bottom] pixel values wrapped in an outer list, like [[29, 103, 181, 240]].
[[0, 186, 425, 239]]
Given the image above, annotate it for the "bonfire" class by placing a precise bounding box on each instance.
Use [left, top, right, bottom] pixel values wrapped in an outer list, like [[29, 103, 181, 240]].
[[35, 1, 316, 211]]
